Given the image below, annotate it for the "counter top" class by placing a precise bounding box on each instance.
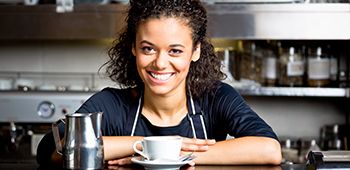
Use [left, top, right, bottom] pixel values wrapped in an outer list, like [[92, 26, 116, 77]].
[[0, 162, 306, 170]]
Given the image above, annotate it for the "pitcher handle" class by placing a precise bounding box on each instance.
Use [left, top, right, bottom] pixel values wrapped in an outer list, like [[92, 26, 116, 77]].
[[52, 119, 65, 155]]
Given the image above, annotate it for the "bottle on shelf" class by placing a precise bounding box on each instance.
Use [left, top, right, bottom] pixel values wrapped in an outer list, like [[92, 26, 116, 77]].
[[263, 49, 277, 87], [278, 46, 305, 87], [338, 48, 349, 88], [307, 47, 331, 87], [302, 139, 321, 163], [240, 41, 263, 85], [326, 45, 339, 87], [281, 138, 299, 164], [230, 41, 242, 82]]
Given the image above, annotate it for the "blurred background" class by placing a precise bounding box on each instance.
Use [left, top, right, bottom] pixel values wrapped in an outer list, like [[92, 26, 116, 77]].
[[0, 0, 349, 165]]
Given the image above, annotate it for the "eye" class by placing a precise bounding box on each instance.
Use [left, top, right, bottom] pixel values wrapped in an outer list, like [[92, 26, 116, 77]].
[[141, 46, 156, 55], [169, 49, 183, 55]]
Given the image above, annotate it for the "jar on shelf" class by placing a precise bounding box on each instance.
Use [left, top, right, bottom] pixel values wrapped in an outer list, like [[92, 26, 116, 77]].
[[215, 47, 236, 82], [278, 47, 305, 87], [240, 42, 263, 84], [281, 138, 299, 164], [263, 49, 277, 87], [307, 47, 330, 87]]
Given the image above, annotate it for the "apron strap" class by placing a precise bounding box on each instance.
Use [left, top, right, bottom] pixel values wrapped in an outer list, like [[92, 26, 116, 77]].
[[189, 112, 207, 139], [125, 92, 143, 136], [187, 92, 208, 139]]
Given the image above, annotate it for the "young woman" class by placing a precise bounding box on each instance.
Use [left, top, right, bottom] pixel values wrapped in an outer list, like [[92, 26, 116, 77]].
[[37, 0, 281, 166]]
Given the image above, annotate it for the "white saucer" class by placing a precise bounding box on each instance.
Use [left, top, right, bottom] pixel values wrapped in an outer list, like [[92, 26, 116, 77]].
[[131, 156, 191, 170]]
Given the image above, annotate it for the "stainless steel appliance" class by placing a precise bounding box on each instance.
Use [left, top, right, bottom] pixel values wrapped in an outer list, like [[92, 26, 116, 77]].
[[0, 91, 93, 162], [53, 112, 104, 169]]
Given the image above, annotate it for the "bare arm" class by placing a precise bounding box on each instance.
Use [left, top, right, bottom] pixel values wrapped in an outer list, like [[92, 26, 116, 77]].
[[189, 136, 281, 165], [50, 136, 143, 165], [102, 135, 281, 165], [103, 136, 144, 160]]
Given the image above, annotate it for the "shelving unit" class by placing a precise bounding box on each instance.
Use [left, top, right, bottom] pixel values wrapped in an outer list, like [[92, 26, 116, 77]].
[[235, 86, 350, 97], [0, 71, 112, 92], [0, 4, 126, 40], [209, 3, 350, 98], [206, 3, 350, 40], [0, 3, 349, 98], [1, 3, 349, 40]]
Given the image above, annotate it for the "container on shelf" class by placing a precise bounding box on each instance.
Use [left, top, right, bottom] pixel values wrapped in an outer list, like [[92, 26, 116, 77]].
[[278, 47, 305, 87], [326, 45, 339, 87], [0, 78, 13, 90], [307, 47, 331, 87], [280, 138, 299, 164], [240, 42, 264, 84], [263, 49, 277, 87]]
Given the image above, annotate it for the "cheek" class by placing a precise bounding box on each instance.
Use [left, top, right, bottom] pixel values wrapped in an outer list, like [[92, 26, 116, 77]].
[[174, 59, 192, 72], [135, 55, 149, 69], [135, 57, 148, 78]]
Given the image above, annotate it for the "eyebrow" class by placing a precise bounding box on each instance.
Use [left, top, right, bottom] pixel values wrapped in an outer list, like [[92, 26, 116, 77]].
[[140, 40, 185, 48]]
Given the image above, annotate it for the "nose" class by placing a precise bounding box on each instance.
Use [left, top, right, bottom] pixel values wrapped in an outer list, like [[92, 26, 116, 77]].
[[154, 51, 169, 70]]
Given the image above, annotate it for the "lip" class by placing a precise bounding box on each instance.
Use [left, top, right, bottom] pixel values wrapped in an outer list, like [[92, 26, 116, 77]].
[[146, 70, 175, 85]]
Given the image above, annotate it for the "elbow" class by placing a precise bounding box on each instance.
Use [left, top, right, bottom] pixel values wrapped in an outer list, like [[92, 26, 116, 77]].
[[265, 139, 282, 165]]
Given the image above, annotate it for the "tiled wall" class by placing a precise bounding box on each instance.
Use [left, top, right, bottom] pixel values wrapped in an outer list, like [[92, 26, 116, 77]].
[[0, 41, 347, 139]]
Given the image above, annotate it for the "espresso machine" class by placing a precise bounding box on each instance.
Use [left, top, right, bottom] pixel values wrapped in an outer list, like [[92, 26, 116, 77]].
[[0, 91, 93, 162]]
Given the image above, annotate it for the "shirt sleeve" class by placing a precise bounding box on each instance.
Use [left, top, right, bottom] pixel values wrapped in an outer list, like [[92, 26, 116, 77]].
[[76, 88, 130, 136], [212, 83, 278, 140]]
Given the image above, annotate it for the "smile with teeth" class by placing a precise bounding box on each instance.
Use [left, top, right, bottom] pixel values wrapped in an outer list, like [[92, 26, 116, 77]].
[[149, 72, 174, 81]]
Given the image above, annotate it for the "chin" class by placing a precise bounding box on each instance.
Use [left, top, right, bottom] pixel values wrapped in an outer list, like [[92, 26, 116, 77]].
[[147, 86, 174, 96]]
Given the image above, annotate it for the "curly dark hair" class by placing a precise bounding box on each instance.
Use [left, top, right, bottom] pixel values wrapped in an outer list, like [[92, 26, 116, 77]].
[[104, 0, 225, 98]]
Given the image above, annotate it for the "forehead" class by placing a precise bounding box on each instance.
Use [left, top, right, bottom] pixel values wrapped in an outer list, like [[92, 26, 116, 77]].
[[136, 17, 193, 43]]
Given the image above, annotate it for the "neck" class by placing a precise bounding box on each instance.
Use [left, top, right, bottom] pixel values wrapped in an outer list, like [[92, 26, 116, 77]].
[[142, 88, 188, 126]]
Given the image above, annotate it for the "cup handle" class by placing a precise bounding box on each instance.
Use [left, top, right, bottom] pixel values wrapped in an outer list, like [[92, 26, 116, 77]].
[[132, 140, 148, 159]]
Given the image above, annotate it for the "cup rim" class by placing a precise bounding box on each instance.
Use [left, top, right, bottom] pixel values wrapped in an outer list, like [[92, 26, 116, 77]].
[[143, 136, 182, 141]]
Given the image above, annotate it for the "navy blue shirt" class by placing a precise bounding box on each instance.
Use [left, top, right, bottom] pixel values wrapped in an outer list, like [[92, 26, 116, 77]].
[[36, 82, 277, 165], [77, 82, 277, 140]]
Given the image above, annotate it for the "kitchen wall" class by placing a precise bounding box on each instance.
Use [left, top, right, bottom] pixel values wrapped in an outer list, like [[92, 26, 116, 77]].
[[0, 41, 347, 139], [0, 41, 116, 89]]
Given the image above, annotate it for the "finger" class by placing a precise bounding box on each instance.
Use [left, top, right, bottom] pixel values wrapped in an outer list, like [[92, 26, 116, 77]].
[[182, 144, 209, 152], [184, 166, 195, 170], [108, 160, 120, 165], [117, 157, 133, 165], [183, 161, 196, 170], [107, 165, 119, 170], [188, 160, 196, 166], [182, 138, 216, 145], [107, 157, 133, 165]]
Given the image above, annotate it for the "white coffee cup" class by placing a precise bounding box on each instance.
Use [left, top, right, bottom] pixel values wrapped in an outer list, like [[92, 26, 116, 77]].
[[132, 136, 182, 161]]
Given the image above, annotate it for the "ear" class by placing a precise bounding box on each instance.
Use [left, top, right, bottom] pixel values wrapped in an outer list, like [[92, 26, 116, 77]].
[[191, 43, 201, 62], [132, 44, 136, 56]]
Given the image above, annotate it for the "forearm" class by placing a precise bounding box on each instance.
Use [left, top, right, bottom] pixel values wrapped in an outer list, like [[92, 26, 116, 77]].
[[194, 136, 282, 165], [103, 136, 144, 160]]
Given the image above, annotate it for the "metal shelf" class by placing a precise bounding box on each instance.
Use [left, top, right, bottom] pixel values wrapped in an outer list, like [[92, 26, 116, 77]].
[[0, 4, 126, 40], [1, 3, 349, 40], [206, 3, 350, 40], [236, 86, 350, 97]]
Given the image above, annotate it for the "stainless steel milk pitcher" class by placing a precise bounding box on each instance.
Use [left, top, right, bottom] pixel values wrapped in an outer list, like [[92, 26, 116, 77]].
[[52, 112, 104, 169]]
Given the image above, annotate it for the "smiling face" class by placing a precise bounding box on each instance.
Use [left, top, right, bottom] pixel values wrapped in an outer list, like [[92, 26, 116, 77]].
[[132, 17, 200, 97]]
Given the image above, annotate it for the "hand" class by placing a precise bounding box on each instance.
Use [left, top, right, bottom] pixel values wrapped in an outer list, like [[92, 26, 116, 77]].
[[107, 156, 133, 166], [181, 137, 216, 152]]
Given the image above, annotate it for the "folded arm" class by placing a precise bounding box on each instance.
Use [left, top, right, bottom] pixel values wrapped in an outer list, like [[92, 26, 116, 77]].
[[188, 136, 281, 165], [103, 136, 144, 160]]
